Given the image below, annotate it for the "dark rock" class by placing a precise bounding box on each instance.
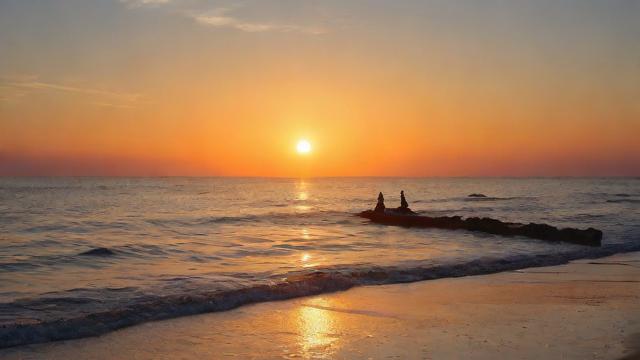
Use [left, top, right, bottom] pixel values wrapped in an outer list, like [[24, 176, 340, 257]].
[[390, 207, 416, 215], [79, 247, 116, 256], [468, 193, 488, 198], [358, 210, 602, 247]]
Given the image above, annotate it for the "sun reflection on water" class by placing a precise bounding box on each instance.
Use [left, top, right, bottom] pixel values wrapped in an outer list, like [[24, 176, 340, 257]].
[[297, 191, 308, 201], [296, 298, 340, 358], [295, 180, 311, 211], [300, 251, 319, 268]]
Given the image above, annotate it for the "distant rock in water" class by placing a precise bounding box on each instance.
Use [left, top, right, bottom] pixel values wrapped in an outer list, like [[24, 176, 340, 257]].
[[468, 193, 488, 198], [79, 247, 116, 256]]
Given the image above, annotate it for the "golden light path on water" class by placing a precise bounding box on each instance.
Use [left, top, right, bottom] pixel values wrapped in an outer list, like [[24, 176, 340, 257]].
[[295, 180, 310, 211], [293, 180, 338, 357], [296, 298, 342, 359]]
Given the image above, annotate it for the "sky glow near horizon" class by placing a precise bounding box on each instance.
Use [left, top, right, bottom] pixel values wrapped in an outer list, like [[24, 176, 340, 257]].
[[0, 0, 638, 176]]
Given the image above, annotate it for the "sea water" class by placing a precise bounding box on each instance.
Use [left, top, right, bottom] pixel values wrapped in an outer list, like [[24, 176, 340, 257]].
[[0, 177, 638, 346]]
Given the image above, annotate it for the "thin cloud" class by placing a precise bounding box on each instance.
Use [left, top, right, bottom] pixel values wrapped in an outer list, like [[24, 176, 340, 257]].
[[119, 1, 327, 35], [8, 81, 142, 102], [189, 8, 327, 34], [0, 76, 144, 109], [0, 74, 36, 102], [0, 86, 28, 102], [91, 102, 137, 109], [119, 0, 172, 8]]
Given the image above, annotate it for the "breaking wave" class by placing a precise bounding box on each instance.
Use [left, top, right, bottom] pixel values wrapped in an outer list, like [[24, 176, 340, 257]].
[[1, 243, 639, 348]]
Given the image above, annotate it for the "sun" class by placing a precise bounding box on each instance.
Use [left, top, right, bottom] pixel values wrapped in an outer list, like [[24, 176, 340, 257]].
[[296, 139, 312, 154]]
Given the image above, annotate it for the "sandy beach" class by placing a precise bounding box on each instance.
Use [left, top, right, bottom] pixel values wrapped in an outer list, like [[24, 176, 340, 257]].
[[1, 251, 638, 359]]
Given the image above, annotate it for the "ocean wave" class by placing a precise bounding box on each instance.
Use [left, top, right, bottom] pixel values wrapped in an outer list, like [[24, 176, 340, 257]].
[[1, 244, 638, 349], [20, 224, 72, 233], [146, 210, 350, 227], [607, 198, 640, 204], [0, 262, 41, 272], [413, 196, 535, 204], [19, 220, 138, 234], [463, 196, 533, 201], [0, 246, 147, 273], [566, 213, 607, 221]]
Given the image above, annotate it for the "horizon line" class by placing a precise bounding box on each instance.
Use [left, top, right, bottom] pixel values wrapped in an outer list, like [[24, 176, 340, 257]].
[[0, 175, 637, 179]]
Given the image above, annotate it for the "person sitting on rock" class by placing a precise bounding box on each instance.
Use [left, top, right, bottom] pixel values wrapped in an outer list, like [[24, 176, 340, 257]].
[[396, 190, 414, 214], [374, 192, 386, 212], [400, 190, 409, 209]]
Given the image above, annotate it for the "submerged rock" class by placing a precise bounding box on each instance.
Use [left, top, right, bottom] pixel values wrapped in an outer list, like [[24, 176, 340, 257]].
[[79, 247, 116, 256], [358, 211, 602, 247]]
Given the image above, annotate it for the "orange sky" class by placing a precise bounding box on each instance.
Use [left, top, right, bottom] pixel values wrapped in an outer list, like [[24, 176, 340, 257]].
[[1, 0, 638, 176]]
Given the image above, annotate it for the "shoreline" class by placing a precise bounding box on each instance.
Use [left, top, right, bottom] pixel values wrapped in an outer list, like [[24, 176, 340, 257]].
[[1, 251, 639, 359], [2, 245, 639, 349]]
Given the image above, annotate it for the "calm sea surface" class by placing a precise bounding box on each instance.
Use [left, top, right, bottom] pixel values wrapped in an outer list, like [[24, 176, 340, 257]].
[[0, 177, 638, 346]]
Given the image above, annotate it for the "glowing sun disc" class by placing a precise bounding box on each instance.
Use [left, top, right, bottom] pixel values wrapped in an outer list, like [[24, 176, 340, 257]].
[[296, 139, 312, 154]]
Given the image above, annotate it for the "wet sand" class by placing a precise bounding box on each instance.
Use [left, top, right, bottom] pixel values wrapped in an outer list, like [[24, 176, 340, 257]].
[[2, 252, 639, 359]]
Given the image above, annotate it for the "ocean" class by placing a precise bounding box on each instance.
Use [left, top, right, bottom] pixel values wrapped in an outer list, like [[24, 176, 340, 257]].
[[1, 177, 638, 347]]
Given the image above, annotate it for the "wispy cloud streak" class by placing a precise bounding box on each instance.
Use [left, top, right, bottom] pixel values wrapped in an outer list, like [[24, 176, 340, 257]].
[[118, 0, 327, 35], [119, 0, 172, 9], [0, 76, 144, 108], [189, 8, 327, 34]]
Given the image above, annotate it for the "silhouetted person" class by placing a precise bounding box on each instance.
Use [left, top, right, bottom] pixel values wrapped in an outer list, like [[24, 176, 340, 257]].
[[395, 190, 414, 214], [374, 192, 385, 212], [400, 190, 409, 209]]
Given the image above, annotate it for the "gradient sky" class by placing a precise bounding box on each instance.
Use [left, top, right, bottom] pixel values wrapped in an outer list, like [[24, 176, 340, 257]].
[[1, 0, 638, 176]]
